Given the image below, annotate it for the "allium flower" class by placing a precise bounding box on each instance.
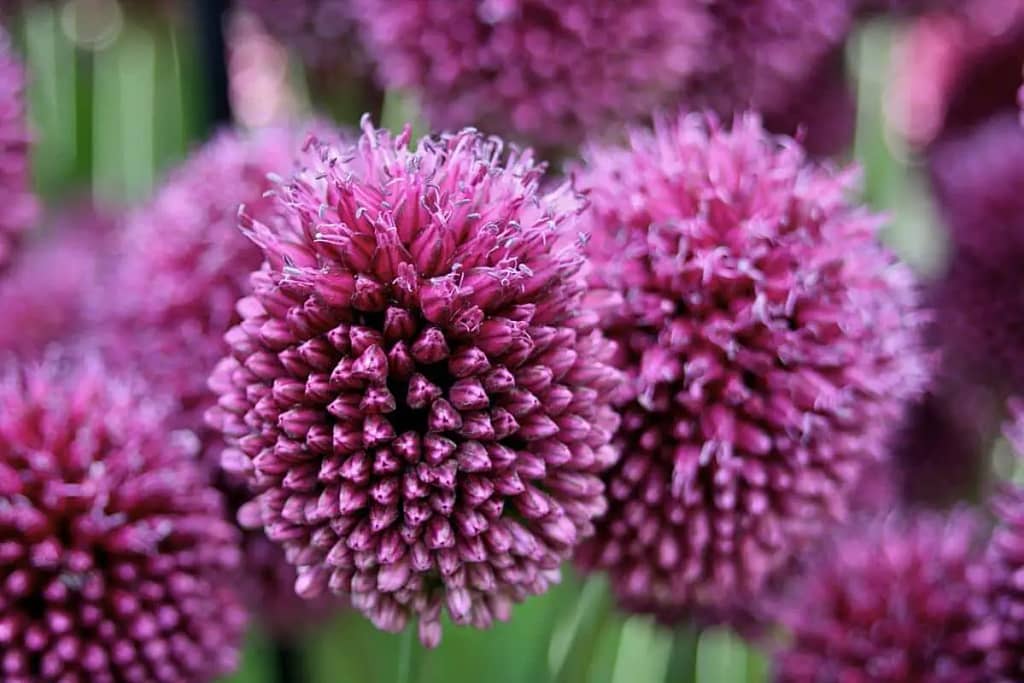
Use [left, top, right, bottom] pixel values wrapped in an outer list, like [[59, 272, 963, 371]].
[[0, 29, 38, 271], [891, 387, 996, 507], [685, 1, 856, 156], [104, 127, 303, 453], [206, 118, 623, 646], [352, 0, 709, 147], [573, 113, 928, 618], [890, 0, 1024, 148], [928, 115, 1024, 391], [102, 125, 345, 634], [774, 512, 989, 682], [0, 205, 112, 358], [0, 359, 247, 682], [238, 0, 361, 76], [984, 403, 1024, 680]]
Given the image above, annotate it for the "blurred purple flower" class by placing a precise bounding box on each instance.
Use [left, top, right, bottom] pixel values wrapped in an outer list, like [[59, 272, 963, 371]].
[[891, 0, 1024, 148], [102, 127, 301, 455], [928, 115, 1024, 392], [774, 512, 990, 682], [0, 205, 113, 358], [206, 118, 623, 647], [0, 358, 247, 682], [100, 125, 345, 635], [890, 386, 997, 507], [238, 0, 363, 76], [0, 29, 38, 271], [352, 0, 709, 147], [573, 113, 929, 619], [685, 0, 857, 156], [984, 482, 1024, 681]]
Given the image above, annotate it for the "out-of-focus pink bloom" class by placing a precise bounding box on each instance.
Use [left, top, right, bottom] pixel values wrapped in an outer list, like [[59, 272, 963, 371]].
[[890, 0, 1024, 148], [686, 1, 857, 156], [573, 113, 929, 619], [352, 0, 709, 147], [238, 0, 363, 76], [206, 118, 623, 646], [100, 125, 346, 635], [0, 205, 113, 358], [890, 387, 996, 507], [0, 358, 247, 682], [0, 28, 38, 271], [928, 116, 1024, 392], [775, 512, 990, 682]]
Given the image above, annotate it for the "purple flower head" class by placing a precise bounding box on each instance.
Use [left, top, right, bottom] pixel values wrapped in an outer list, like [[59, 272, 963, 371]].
[[104, 126, 311, 449], [573, 113, 929, 618], [238, 0, 363, 76], [101, 124, 345, 633], [352, 0, 709, 147], [0, 358, 247, 682], [892, 0, 1024, 148], [206, 117, 623, 647], [890, 387, 996, 507], [985, 408, 1024, 680], [774, 512, 989, 682], [0, 205, 113, 358], [0, 28, 38, 271], [685, 1, 856, 156], [928, 115, 1024, 391]]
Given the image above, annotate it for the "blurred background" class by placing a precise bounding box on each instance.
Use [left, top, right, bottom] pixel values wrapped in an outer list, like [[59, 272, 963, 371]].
[[2, 1, 956, 681]]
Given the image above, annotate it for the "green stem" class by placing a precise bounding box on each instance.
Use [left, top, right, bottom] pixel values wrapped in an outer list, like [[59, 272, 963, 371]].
[[396, 626, 417, 683]]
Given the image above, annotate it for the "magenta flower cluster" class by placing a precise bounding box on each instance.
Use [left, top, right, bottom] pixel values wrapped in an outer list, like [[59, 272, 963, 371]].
[[774, 512, 989, 682], [206, 118, 623, 646], [351, 0, 710, 146], [100, 126, 346, 634], [0, 360, 246, 682], [572, 113, 928, 618], [4, 0, 1024, 678]]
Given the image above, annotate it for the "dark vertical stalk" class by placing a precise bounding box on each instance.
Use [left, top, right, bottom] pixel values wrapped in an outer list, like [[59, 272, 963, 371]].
[[193, 0, 232, 133], [272, 639, 305, 683], [74, 47, 94, 186]]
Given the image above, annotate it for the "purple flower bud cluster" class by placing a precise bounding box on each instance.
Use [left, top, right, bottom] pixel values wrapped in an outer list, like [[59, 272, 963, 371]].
[[687, 1, 857, 156], [351, 0, 710, 147], [99, 126, 347, 635], [205, 118, 623, 646], [573, 113, 928, 619], [0, 29, 37, 272], [774, 512, 990, 682], [0, 205, 112, 359], [238, 0, 363, 76], [0, 359, 247, 682]]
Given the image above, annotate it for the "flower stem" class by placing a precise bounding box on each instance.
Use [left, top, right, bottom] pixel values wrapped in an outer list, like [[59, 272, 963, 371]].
[[192, 0, 232, 131], [272, 639, 304, 683]]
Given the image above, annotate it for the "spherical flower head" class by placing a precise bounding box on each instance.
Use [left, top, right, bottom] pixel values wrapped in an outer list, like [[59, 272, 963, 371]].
[[573, 113, 929, 618], [206, 117, 623, 647], [686, 1, 856, 156], [104, 126, 310, 447], [890, 0, 1024, 148], [214, 479, 346, 638], [774, 512, 989, 682], [891, 387, 995, 507], [0, 358, 247, 682], [985, 408, 1024, 680], [102, 125, 344, 631], [0, 29, 39, 271], [929, 116, 1024, 391], [352, 0, 709, 147], [0, 205, 113, 358], [238, 0, 362, 76]]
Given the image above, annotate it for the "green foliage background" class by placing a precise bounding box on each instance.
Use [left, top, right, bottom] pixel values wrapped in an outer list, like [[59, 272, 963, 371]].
[[9, 5, 940, 682]]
